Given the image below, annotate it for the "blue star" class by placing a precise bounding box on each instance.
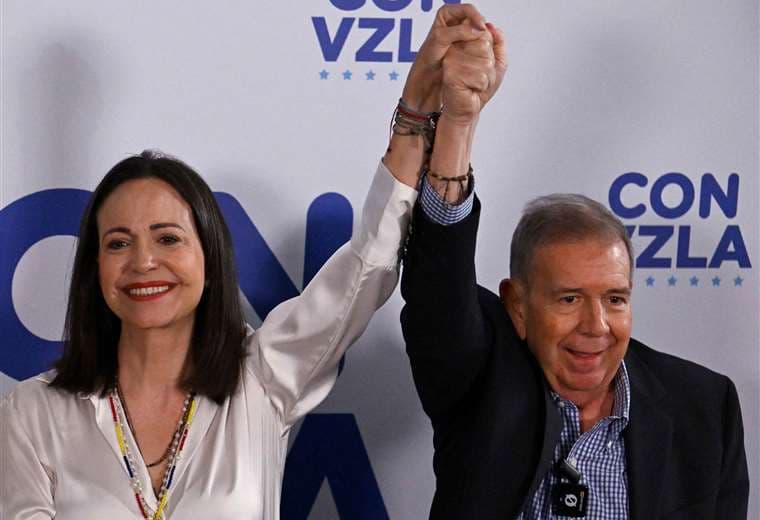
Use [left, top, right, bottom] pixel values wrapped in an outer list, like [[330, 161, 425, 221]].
[[645, 276, 655, 287], [667, 276, 677, 286], [389, 70, 399, 81], [734, 276, 743, 286], [711, 276, 721, 287], [342, 70, 352, 80], [366, 70, 376, 80], [689, 276, 699, 287], [319, 69, 329, 80]]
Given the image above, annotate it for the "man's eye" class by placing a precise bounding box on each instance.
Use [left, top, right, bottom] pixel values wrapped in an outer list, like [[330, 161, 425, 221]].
[[609, 296, 627, 305], [106, 240, 128, 250], [560, 296, 577, 304]]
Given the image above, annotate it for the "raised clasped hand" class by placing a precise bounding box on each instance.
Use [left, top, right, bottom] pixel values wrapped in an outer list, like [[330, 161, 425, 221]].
[[402, 3, 507, 123]]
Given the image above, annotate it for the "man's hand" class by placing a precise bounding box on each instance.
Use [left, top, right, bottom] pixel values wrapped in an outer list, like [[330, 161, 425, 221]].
[[385, 4, 507, 190], [440, 21, 507, 125], [425, 17, 507, 198], [401, 4, 490, 113]]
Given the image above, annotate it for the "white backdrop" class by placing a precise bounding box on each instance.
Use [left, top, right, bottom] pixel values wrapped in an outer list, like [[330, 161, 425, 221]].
[[1, 1, 757, 518]]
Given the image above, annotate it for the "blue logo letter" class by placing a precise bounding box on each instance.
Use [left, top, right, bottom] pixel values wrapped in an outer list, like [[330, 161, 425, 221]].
[[282, 414, 389, 519], [699, 173, 738, 219], [313, 17, 356, 62], [609, 172, 647, 219]]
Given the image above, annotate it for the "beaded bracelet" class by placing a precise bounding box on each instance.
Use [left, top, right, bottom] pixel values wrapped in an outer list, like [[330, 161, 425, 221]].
[[425, 164, 474, 206]]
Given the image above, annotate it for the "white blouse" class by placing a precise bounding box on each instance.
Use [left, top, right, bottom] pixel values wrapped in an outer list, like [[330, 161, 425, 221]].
[[0, 162, 417, 520]]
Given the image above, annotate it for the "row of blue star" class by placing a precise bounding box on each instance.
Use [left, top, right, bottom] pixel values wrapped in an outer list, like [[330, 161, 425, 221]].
[[643, 275, 745, 287], [319, 69, 401, 81]]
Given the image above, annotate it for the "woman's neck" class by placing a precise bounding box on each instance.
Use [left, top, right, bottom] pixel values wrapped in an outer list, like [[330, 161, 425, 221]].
[[117, 322, 193, 397]]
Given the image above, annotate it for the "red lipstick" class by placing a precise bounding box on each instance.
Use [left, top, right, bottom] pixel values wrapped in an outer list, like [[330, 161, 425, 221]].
[[122, 281, 177, 301]]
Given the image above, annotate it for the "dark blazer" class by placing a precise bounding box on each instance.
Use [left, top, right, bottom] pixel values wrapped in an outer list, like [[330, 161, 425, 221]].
[[400, 201, 749, 519]]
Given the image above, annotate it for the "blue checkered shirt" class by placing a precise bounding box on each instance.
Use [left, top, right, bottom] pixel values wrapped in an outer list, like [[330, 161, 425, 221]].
[[519, 364, 631, 520], [419, 180, 632, 519], [418, 173, 475, 225]]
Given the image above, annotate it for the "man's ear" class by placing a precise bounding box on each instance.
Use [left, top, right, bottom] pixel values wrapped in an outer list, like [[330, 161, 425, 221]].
[[499, 278, 527, 340]]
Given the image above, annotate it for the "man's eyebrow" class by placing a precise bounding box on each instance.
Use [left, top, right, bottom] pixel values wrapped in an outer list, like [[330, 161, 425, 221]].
[[549, 287, 585, 296], [549, 287, 632, 296]]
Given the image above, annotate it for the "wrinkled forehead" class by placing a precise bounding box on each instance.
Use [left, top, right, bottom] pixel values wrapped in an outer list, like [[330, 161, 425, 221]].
[[527, 237, 632, 290]]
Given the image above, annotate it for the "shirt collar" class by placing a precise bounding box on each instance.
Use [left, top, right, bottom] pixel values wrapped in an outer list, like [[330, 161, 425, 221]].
[[549, 360, 631, 423], [611, 361, 631, 421]]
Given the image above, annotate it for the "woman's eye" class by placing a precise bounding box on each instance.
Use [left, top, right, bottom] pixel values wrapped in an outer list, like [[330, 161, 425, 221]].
[[106, 239, 128, 250]]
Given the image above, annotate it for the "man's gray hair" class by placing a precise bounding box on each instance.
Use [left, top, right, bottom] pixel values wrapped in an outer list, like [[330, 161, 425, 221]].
[[510, 193, 635, 282]]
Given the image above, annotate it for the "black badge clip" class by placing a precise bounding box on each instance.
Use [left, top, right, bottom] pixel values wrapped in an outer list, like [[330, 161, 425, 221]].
[[552, 459, 588, 517], [552, 482, 589, 517]]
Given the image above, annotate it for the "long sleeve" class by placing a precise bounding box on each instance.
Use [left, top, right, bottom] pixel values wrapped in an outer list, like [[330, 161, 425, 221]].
[[400, 197, 492, 422], [245, 161, 417, 427], [715, 376, 750, 519], [0, 395, 56, 519], [418, 174, 474, 225]]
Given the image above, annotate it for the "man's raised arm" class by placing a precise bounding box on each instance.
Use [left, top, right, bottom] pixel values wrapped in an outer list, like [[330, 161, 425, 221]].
[[399, 5, 507, 421]]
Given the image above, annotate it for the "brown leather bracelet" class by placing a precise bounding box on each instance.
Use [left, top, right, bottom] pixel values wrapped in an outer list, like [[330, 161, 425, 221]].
[[425, 164, 473, 205], [426, 164, 473, 182]]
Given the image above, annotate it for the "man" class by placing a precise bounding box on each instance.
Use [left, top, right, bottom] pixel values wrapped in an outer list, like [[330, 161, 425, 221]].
[[400, 10, 749, 520]]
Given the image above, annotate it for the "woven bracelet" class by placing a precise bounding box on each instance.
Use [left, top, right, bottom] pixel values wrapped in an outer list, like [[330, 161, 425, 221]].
[[390, 98, 441, 154], [425, 164, 473, 205]]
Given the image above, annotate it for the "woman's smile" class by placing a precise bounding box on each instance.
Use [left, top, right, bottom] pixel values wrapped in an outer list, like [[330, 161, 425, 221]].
[[122, 281, 178, 301]]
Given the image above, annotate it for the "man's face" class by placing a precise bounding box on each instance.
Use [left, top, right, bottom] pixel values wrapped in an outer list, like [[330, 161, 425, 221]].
[[503, 238, 632, 402]]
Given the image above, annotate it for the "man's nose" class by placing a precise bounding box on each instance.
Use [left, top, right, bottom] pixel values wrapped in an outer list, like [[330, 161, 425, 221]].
[[578, 300, 609, 336]]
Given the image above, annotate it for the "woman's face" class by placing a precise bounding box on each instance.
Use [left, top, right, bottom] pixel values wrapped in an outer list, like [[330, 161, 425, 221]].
[[96, 178, 205, 334]]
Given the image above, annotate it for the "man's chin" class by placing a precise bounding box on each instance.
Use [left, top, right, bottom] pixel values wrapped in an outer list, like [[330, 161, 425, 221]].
[[551, 370, 611, 398]]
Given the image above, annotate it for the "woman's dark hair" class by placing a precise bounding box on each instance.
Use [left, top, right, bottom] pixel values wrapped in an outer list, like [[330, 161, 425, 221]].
[[50, 150, 247, 403]]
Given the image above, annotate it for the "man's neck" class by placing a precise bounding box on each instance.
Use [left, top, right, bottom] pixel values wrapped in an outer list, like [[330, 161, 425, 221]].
[[573, 388, 616, 433]]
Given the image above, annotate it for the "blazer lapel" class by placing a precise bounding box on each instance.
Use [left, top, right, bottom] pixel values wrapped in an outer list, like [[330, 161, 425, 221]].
[[520, 379, 563, 512], [624, 347, 673, 520]]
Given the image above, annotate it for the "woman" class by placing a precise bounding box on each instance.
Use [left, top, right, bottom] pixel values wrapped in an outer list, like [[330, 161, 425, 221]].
[[3, 147, 418, 519], [1, 5, 503, 519]]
